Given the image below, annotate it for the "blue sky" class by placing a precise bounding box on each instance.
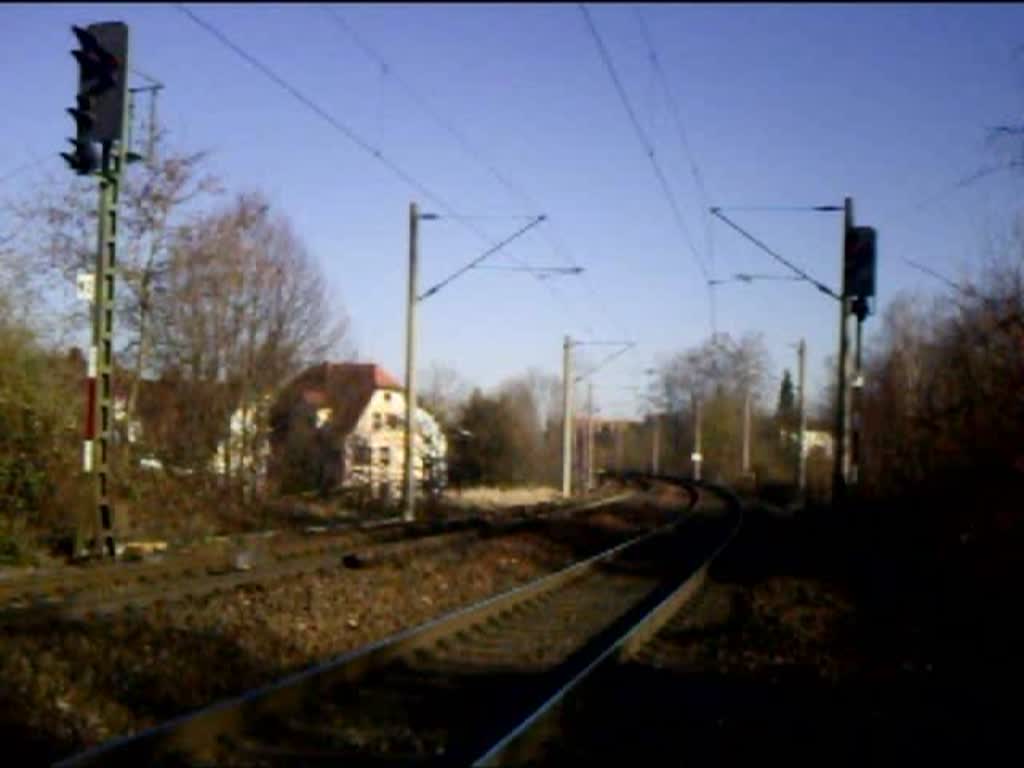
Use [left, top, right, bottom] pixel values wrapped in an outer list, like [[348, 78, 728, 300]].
[[3, 3, 1022, 419]]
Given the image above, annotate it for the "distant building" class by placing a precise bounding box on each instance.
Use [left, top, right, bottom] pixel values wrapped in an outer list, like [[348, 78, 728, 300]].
[[270, 362, 447, 499], [804, 429, 834, 458], [111, 375, 267, 490], [780, 427, 834, 459]]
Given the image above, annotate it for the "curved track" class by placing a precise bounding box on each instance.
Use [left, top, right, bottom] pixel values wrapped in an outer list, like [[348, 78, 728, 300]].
[[474, 477, 742, 765], [53, 478, 739, 767]]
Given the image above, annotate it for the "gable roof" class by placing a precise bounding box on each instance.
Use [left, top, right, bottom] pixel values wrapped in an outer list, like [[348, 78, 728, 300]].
[[371, 365, 402, 390], [276, 362, 403, 437]]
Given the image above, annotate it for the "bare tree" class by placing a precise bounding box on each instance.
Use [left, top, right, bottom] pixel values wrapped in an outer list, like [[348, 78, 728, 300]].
[[419, 362, 472, 428], [154, 192, 348, 494], [9, 127, 222, 423], [520, 368, 563, 432], [859, 231, 1023, 538], [649, 332, 772, 481]]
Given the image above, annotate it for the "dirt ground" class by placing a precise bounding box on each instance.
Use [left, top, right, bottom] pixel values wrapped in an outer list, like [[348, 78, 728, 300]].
[[542, 501, 1020, 764]]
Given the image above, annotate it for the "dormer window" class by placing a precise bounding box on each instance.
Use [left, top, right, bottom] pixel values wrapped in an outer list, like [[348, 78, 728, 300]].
[[372, 412, 383, 430]]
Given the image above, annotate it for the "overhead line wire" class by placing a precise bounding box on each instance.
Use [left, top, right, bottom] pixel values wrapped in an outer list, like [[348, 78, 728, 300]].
[[419, 215, 546, 301], [575, 342, 637, 382], [900, 257, 966, 294], [322, 5, 636, 345], [634, 8, 714, 266], [710, 208, 840, 301], [322, 6, 556, 259], [174, 4, 456, 215], [579, 4, 709, 285], [634, 8, 723, 336], [879, 161, 1023, 228], [175, 4, 601, 338]]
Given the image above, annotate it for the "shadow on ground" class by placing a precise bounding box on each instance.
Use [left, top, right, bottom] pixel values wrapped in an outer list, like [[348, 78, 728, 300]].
[[535, 498, 1022, 764]]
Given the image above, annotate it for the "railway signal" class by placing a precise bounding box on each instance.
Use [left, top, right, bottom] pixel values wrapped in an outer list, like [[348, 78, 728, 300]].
[[708, 200, 879, 505], [63, 93, 99, 174], [63, 21, 133, 560], [845, 225, 877, 321], [836, 206, 879, 499], [72, 24, 128, 138], [63, 24, 126, 174], [61, 133, 99, 175]]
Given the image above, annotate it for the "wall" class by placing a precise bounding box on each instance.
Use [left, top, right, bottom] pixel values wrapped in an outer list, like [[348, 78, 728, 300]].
[[342, 389, 447, 499]]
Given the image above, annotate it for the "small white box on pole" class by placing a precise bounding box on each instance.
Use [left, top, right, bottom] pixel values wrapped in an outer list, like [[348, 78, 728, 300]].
[[76, 272, 95, 302]]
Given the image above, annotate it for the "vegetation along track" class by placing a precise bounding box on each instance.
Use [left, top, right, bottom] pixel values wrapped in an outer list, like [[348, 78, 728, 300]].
[[0, 492, 633, 624], [54, 478, 740, 767]]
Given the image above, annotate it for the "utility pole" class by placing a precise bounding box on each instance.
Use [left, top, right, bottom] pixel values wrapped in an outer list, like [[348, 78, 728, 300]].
[[850, 323, 863, 487], [86, 143, 123, 558], [403, 202, 419, 522], [745, 387, 753, 479], [708, 197, 874, 506], [651, 413, 660, 475], [797, 338, 808, 497], [65, 22, 131, 559], [832, 196, 854, 506], [843, 222, 875, 495], [146, 85, 161, 161], [576, 407, 587, 494], [561, 336, 573, 498], [128, 83, 163, 164], [692, 394, 703, 481], [614, 423, 624, 471], [586, 381, 595, 492]]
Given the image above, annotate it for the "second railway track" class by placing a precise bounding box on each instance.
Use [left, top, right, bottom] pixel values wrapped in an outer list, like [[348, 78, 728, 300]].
[[55, 477, 741, 767], [1, 492, 633, 624]]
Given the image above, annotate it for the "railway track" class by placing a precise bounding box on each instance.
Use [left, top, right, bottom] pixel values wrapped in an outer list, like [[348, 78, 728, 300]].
[[54, 478, 740, 767], [475, 480, 742, 766], [0, 492, 633, 624]]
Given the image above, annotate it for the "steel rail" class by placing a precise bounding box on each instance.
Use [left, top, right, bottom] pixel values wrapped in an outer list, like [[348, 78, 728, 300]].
[[472, 477, 743, 766], [51, 485, 680, 767], [2, 491, 631, 615], [6, 492, 635, 628], [0, 522, 377, 604]]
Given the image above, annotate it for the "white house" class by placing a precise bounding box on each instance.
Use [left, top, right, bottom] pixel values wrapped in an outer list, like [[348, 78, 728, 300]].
[[781, 427, 835, 459], [271, 362, 447, 499]]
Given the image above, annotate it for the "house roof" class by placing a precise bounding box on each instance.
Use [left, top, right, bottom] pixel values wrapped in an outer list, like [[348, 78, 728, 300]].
[[277, 362, 403, 438], [371, 365, 402, 391]]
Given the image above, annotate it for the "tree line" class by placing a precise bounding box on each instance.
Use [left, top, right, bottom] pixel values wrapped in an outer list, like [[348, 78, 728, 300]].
[[1, 123, 1020, 567], [1, 128, 344, 550]]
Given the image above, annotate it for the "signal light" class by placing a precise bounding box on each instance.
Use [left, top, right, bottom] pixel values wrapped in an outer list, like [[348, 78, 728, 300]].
[[62, 22, 128, 175], [61, 138, 99, 175], [67, 96, 95, 133], [844, 225, 877, 317]]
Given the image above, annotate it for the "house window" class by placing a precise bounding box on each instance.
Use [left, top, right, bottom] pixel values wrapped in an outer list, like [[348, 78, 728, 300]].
[[372, 412, 383, 430], [384, 392, 392, 402], [379, 446, 391, 466], [387, 414, 400, 429], [354, 444, 371, 466]]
